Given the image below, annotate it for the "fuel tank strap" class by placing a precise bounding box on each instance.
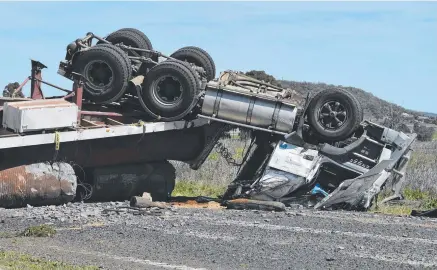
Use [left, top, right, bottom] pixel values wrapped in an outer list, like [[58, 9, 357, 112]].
[[246, 95, 256, 125]]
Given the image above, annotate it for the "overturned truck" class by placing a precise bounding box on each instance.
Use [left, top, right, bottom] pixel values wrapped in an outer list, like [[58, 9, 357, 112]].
[[0, 28, 415, 211]]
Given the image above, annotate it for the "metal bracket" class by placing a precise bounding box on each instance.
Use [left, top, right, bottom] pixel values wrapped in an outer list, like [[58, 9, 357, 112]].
[[284, 92, 312, 147], [30, 59, 47, 99]]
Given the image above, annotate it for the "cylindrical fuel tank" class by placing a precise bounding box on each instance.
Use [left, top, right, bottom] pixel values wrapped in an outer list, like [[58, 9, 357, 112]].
[[0, 162, 77, 208], [201, 86, 297, 133]]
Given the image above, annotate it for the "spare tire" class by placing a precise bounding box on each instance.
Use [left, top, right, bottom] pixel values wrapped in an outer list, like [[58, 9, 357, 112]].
[[306, 88, 363, 142], [139, 60, 198, 120], [73, 44, 132, 104], [170, 46, 216, 81]]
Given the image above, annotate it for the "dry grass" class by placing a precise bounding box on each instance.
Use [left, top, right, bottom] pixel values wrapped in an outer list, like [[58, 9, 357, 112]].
[[403, 141, 437, 194], [171, 135, 249, 189], [371, 204, 413, 216], [18, 225, 56, 238], [0, 251, 99, 270], [172, 181, 227, 198]]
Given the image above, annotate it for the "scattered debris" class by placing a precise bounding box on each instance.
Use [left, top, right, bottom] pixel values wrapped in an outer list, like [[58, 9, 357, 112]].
[[224, 199, 286, 212], [169, 196, 223, 209], [411, 208, 437, 218], [171, 200, 223, 209], [130, 195, 168, 209]]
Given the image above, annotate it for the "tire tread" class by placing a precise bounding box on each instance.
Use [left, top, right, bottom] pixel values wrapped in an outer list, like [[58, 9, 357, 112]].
[[74, 44, 132, 104], [170, 46, 215, 81], [307, 88, 363, 142]]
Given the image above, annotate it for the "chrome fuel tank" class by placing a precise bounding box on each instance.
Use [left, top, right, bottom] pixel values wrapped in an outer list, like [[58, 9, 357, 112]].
[[201, 83, 298, 133]]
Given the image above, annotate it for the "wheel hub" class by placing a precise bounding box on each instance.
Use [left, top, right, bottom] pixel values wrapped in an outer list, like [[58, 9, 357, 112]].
[[317, 101, 348, 130], [84, 60, 114, 89], [152, 75, 183, 105]]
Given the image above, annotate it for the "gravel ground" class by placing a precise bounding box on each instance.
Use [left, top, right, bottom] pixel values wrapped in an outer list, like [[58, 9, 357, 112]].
[[0, 201, 437, 270]]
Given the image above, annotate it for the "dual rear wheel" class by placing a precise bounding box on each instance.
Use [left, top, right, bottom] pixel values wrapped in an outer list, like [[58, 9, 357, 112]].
[[73, 28, 215, 120]]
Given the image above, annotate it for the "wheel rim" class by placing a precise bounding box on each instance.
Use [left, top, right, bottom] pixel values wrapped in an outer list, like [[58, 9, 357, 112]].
[[84, 60, 114, 90], [151, 75, 183, 105], [317, 100, 348, 130]]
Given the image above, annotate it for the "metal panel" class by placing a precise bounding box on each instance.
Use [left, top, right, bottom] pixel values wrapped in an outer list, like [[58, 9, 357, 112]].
[[267, 142, 319, 178], [3, 99, 78, 133], [201, 86, 297, 133], [0, 117, 209, 150], [0, 121, 213, 170]]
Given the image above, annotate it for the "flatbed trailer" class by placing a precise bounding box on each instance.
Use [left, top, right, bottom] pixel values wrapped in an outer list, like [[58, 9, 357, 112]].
[[0, 58, 302, 207], [0, 60, 233, 207]]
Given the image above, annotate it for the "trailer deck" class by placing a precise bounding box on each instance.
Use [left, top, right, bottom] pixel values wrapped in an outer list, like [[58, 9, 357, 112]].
[[0, 117, 208, 150]]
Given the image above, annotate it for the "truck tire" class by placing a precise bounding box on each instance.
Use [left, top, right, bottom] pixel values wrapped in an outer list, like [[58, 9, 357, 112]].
[[163, 59, 202, 90], [140, 60, 198, 120], [147, 160, 176, 202], [73, 44, 132, 104], [100, 28, 155, 60], [306, 88, 363, 142], [170, 46, 216, 81]]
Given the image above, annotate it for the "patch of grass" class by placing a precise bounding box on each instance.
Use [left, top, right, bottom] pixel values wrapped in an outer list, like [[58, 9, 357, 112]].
[[0, 232, 15, 239], [407, 151, 437, 168], [403, 188, 437, 209], [372, 187, 437, 216], [172, 180, 227, 198], [233, 147, 245, 160], [231, 134, 240, 140], [371, 204, 413, 216], [0, 251, 99, 270], [18, 225, 56, 237], [208, 152, 219, 161], [433, 131, 437, 141]]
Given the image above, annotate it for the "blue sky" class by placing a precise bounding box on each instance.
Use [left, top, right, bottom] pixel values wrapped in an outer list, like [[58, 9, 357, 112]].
[[1, 1, 436, 113]]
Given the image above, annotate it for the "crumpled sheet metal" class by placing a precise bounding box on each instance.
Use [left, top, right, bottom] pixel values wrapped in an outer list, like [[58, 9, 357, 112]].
[[0, 162, 77, 208], [249, 168, 307, 201], [314, 160, 392, 211], [314, 132, 416, 211]]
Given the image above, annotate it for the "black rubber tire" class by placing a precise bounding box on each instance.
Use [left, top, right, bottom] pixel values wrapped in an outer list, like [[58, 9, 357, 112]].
[[100, 28, 154, 59], [170, 46, 216, 81], [147, 160, 176, 202], [306, 88, 363, 142], [163, 59, 201, 89], [73, 44, 132, 104], [140, 60, 198, 119]]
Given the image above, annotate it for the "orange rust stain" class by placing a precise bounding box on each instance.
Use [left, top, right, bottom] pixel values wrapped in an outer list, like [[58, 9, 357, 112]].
[[170, 200, 223, 209]]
